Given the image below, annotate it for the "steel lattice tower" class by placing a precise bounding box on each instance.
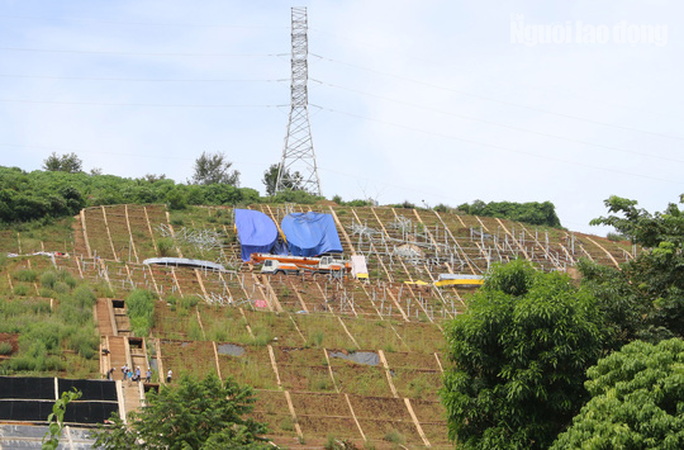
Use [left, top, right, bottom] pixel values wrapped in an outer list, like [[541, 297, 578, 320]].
[[276, 6, 321, 195]]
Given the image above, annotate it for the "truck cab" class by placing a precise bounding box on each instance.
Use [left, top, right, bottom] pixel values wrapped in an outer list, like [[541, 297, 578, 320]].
[[261, 259, 300, 275]]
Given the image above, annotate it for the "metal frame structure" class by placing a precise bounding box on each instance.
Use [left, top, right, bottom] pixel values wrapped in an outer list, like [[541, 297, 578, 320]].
[[276, 6, 322, 195]]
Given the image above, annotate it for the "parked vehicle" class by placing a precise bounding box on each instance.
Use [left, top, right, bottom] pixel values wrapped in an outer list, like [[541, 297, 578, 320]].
[[254, 253, 349, 276]]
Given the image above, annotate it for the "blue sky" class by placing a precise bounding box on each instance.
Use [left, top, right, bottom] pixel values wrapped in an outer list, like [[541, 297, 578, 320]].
[[0, 0, 682, 234]]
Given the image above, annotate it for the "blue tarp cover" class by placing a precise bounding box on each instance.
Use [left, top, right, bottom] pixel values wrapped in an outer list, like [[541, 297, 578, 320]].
[[235, 209, 278, 261], [281, 212, 343, 257]]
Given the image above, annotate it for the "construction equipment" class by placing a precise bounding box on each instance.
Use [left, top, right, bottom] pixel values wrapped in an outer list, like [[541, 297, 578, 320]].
[[253, 253, 350, 276]]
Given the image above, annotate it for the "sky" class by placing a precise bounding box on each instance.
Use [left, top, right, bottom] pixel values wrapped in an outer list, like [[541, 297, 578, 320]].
[[0, 0, 682, 235]]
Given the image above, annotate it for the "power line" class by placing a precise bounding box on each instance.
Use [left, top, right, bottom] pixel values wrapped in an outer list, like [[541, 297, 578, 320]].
[[314, 54, 684, 142], [0, 98, 284, 108], [314, 105, 682, 185], [0, 14, 288, 29], [0, 74, 284, 82], [315, 79, 684, 165], [0, 46, 282, 57]]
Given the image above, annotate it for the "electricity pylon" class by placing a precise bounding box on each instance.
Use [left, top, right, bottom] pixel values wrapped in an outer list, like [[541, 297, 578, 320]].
[[276, 6, 321, 195]]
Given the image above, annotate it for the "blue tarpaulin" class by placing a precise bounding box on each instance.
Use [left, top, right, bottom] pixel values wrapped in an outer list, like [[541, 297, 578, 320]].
[[235, 209, 278, 261], [281, 212, 343, 257]]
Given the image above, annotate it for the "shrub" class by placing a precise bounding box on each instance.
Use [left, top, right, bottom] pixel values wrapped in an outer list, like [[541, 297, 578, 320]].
[[53, 281, 71, 295], [0, 342, 13, 355], [73, 285, 97, 308], [13, 284, 30, 296], [14, 269, 38, 282], [68, 328, 98, 359], [384, 429, 406, 444], [125, 289, 156, 337], [156, 237, 175, 257], [40, 271, 58, 289]]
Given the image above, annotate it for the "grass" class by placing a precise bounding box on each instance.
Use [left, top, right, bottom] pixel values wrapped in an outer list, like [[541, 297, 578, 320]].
[[13, 269, 37, 283], [384, 429, 406, 445], [0, 267, 100, 378], [0, 342, 12, 355]]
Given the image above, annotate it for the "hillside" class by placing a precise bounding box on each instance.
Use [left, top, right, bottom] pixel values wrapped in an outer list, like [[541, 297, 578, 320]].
[[0, 203, 635, 448]]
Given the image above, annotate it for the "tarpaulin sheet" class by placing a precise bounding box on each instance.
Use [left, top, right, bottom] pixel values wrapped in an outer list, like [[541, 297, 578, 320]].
[[281, 212, 343, 257], [0, 377, 54, 400], [328, 351, 379, 366], [234, 209, 278, 261], [59, 379, 117, 402]]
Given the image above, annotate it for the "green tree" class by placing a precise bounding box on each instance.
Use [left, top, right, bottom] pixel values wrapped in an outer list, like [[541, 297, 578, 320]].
[[456, 200, 562, 227], [192, 152, 240, 186], [551, 338, 684, 449], [262, 163, 303, 196], [441, 260, 604, 450], [93, 373, 270, 449], [42, 152, 83, 173], [583, 195, 684, 343]]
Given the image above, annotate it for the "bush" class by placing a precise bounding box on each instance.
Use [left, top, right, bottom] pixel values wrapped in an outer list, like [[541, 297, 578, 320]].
[[156, 237, 175, 257], [384, 429, 406, 444], [13, 284, 30, 296], [14, 269, 38, 282], [68, 328, 98, 359], [40, 271, 58, 289], [73, 285, 97, 308], [125, 289, 156, 337], [0, 342, 13, 355]]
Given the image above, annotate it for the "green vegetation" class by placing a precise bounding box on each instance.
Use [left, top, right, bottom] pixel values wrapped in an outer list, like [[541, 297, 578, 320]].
[[583, 195, 684, 345], [43, 152, 83, 173], [262, 163, 303, 195], [0, 269, 99, 376], [93, 373, 270, 449], [384, 429, 406, 445], [125, 289, 156, 337], [456, 199, 562, 227], [442, 195, 684, 448], [42, 389, 82, 450], [552, 338, 684, 449], [0, 165, 259, 224], [0, 165, 330, 224], [0, 342, 12, 355], [191, 151, 240, 186], [441, 260, 603, 449]]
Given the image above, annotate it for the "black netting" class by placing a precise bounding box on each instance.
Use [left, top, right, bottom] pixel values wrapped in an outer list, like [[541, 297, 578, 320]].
[[0, 377, 55, 400], [58, 379, 117, 401], [64, 401, 119, 424], [0, 400, 54, 421]]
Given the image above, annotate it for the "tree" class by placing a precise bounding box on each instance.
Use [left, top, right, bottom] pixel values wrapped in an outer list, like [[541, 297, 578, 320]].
[[192, 152, 240, 186], [589, 195, 684, 248], [42, 152, 83, 173], [441, 260, 604, 450], [456, 200, 562, 227], [262, 163, 303, 196], [551, 338, 684, 449], [583, 195, 684, 343], [93, 373, 270, 449]]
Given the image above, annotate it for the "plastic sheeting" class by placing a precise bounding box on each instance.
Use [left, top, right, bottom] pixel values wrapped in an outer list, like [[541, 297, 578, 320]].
[[217, 344, 245, 357], [281, 212, 343, 257], [235, 209, 279, 261], [328, 351, 379, 366], [0, 377, 119, 425], [0, 377, 54, 399], [59, 379, 117, 402]]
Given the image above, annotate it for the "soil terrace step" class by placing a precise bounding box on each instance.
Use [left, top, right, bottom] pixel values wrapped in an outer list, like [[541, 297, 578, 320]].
[[95, 298, 114, 336]]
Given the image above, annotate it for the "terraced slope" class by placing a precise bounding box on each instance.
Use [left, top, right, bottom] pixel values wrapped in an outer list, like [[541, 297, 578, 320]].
[[0, 204, 635, 448]]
